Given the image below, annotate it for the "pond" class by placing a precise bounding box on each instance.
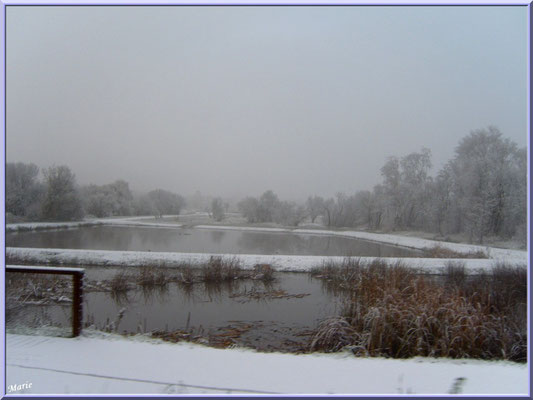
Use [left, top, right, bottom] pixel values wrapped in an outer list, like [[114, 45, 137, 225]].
[[6, 225, 424, 257], [6, 269, 346, 352]]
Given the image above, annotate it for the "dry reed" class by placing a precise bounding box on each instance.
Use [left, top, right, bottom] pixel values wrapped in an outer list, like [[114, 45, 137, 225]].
[[310, 259, 526, 362]]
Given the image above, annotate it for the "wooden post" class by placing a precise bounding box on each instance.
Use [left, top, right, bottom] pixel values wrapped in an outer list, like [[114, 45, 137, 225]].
[[6, 265, 85, 337], [72, 271, 83, 337]]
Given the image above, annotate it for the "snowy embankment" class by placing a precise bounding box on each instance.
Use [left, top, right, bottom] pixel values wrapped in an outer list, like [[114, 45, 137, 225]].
[[6, 333, 527, 395], [6, 216, 182, 232], [6, 247, 504, 274]]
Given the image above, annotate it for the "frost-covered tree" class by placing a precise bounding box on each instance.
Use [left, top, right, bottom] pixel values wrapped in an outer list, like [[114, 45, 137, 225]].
[[238, 196, 260, 223], [6, 162, 44, 220], [399, 148, 432, 229], [378, 149, 433, 230], [380, 156, 403, 229], [41, 165, 83, 221], [257, 190, 280, 222], [144, 189, 185, 218], [108, 180, 133, 216], [306, 196, 325, 223], [448, 127, 524, 243], [353, 190, 374, 230], [273, 201, 307, 226], [81, 184, 116, 218], [211, 197, 225, 221], [431, 163, 454, 236], [81, 180, 133, 218], [238, 190, 282, 223]]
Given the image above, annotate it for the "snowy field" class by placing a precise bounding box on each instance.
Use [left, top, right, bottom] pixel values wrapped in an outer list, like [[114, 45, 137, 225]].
[[6, 333, 528, 395]]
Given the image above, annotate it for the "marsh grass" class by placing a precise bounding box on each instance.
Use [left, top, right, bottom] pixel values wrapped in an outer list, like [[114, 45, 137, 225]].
[[202, 256, 245, 282], [137, 266, 170, 287], [310, 259, 527, 362], [103, 259, 277, 293], [110, 271, 131, 293]]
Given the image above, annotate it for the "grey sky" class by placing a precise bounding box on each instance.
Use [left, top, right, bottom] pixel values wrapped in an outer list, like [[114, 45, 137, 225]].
[[6, 6, 528, 201]]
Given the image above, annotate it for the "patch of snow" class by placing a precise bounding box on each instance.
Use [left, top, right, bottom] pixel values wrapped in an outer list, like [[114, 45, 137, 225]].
[[6, 221, 96, 232], [6, 333, 527, 395]]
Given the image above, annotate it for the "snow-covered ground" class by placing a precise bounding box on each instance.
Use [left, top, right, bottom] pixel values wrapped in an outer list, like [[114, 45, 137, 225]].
[[5, 215, 182, 232], [6, 333, 527, 395], [6, 247, 510, 274]]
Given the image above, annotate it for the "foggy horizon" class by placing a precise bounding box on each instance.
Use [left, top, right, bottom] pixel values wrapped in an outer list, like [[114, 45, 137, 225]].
[[7, 6, 528, 202]]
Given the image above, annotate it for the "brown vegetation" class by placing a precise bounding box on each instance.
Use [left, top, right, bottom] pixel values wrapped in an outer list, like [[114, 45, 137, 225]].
[[425, 245, 487, 259], [310, 259, 526, 362]]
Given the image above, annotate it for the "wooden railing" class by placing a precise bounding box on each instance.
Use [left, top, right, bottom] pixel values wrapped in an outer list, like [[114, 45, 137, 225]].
[[6, 265, 85, 337]]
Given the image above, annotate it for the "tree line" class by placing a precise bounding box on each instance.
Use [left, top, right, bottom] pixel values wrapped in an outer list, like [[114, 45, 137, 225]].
[[6, 164, 185, 222], [237, 127, 526, 244]]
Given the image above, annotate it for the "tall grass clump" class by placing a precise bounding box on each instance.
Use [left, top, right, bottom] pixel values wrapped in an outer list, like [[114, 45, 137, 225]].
[[310, 259, 527, 362], [177, 264, 196, 285], [137, 266, 169, 287], [202, 256, 243, 282], [110, 271, 131, 293]]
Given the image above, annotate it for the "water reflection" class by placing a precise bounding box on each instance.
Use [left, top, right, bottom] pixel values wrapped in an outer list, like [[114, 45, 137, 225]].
[[210, 230, 225, 244], [6, 226, 424, 257], [7, 272, 342, 336]]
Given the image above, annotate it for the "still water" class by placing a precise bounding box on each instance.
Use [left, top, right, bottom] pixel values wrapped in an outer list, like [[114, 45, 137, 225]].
[[6, 225, 423, 257], [7, 269, 344, 351]]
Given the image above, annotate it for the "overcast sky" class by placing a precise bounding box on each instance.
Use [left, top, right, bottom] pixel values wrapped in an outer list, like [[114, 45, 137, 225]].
[[6, 5, 528, 201]]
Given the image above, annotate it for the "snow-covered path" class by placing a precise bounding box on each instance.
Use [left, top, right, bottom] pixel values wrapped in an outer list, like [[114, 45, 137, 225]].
[[6, 333, 528, 395]]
